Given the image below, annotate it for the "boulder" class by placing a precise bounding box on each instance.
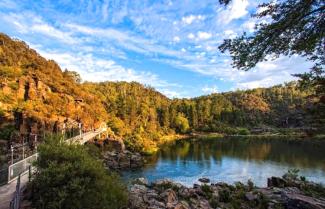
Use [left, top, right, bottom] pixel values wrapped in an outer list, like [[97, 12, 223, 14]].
[[174, 201, 190, 209], [268, 177, 288, 188], [129, 184, 148, 209], [133, 177, 149, 186], [245, 192, 258, 201], [161, 188, 178, 204], [283, 192, 325, 209]]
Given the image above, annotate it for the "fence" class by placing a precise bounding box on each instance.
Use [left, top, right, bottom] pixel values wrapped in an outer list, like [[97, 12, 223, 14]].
[[8, 153, 38, 183], [0, 167, 8, 185], [9, 174, 21, 209]]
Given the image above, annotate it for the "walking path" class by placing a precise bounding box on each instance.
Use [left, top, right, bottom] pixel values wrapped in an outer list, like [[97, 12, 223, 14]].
[[0, 173, 28, 209]]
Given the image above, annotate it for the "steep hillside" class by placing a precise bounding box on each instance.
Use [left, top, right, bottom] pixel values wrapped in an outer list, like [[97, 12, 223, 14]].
[[0, 33, 107, 138], [0, 33, 316, 153]]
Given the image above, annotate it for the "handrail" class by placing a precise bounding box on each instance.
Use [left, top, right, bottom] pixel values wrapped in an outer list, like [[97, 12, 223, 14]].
[[9, 174, 21, 209]]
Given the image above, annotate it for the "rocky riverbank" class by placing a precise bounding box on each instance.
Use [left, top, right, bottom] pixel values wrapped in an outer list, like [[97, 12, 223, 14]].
[[128, 176, 325, 209], [103, 150, 144, 170]]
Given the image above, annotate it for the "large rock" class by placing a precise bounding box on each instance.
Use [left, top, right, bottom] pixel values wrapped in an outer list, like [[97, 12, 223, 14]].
[[161, 188, 178, 204], [283, 192, 325, 209], [129, 184, 148, 209], [268, 177, 288, 188], [174, 201, 190, 209], [103, 149, 144, 170], [105, 138, 125, 152], [133, 177, 149, 186]]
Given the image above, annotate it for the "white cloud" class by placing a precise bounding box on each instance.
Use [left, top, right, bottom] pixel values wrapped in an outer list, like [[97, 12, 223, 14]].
[[3, 12, 77, 44], [173, 36, 180, 42], [182, 14, 205, 25], [202, 85, 219, 94], [242, 19, 256, 33], [187, 33, 195, 39], [102, 0, 109, 21], [218, 0, 249, 24], [224, 30, 237, 38], [35, 47, 182, 97], [36, 48, 155, 83], [197, 31, 212, 40], [31, 23, 77, 44], [65, 23, 182, 57]]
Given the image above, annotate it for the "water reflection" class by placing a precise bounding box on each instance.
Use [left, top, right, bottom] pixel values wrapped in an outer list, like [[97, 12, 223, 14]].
[[122, 137, 325, 187]]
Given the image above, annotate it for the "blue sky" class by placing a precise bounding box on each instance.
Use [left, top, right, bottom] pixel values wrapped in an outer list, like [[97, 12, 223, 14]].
[[0, 0, 312, 98]]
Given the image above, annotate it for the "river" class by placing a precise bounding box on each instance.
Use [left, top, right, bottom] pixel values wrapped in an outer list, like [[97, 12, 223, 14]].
[[122, 137, 325, 187]]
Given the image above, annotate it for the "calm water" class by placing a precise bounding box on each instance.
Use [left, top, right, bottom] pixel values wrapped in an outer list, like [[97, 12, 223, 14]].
[[122, 137, 325, 187]]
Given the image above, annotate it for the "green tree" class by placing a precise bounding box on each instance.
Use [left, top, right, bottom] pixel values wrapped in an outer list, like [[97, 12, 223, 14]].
[[219, 0, 324, 129], [219, 0, 324, 71], [29, 136, 127, 209], [174, 113, 190, 133], [63, 69, 82, 83]]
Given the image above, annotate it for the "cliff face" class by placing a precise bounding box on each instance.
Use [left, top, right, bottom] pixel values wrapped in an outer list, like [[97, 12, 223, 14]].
[[0, 33, 107, 138]]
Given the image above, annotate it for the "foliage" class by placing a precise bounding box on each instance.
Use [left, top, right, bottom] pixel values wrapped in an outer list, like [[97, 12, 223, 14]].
[[63, 69, 82, 83], [283, 168, 300, 180], [201, 184, 213, 199], [174, 113, 190, 133], [247, 179, 254, 191], [0, 32, 321, 152], [219, 0, 324, 71], [219, 189, 231, 202], [29, 136, 127, 209], [237, 128, 250, 135], [219, 0, 325, 131], [0, 124, 16, 140]]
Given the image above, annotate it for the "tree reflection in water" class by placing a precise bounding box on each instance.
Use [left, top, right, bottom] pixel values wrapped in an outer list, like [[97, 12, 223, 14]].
[[123, 137, 325, 187]]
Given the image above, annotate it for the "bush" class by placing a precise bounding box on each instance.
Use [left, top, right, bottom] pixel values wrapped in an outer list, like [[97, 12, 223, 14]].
[[201, 184, 213, 199], [219, 189, 231, 202], [0, 124, 16, 140], [237, 128, 250, 135], [30, 136, 127, 209], [283, 169, 299, 181]]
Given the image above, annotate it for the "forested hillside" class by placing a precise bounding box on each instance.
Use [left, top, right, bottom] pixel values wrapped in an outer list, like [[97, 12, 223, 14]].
[[0, 33, 318, 152], [171, 83, 310, 133]]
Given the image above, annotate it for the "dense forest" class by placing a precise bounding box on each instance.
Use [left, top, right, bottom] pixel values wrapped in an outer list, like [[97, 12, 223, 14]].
[[0, 33, 321, 153]]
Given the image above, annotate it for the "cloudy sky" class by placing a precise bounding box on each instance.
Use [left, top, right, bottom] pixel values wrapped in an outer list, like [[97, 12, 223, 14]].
[[0, 0, 312, 98]]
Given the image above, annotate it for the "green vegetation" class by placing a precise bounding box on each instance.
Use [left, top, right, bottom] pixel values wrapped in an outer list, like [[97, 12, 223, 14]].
[[219, 0, 325, 133], [0, 32, 323, 153], [282, 169, 325, 198], [29, 136, 127, 209], [0, 124, 16, 140]]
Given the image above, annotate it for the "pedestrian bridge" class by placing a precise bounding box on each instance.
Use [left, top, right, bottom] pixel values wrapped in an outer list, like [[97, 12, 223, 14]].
[[8, 125, 107, 183], [0, 125, 108, 209]]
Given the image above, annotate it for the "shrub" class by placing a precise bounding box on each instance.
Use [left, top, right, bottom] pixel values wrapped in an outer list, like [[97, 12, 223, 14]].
[[283, 169, 299, 181], [219, 189, 231, 202], [237, 128, 250, 135], [29, 136, 127, 209], [0, 124, 16, 140], [247, 179, 254, 191], [201, 184, 213, 199]]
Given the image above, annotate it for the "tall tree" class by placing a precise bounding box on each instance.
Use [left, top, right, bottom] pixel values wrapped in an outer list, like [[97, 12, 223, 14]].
[[219, 0, 325, 129]]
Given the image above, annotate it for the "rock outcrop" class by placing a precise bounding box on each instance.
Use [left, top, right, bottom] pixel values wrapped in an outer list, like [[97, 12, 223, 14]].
[[128, 177, 325, 209], [103, 150, 144, 170]]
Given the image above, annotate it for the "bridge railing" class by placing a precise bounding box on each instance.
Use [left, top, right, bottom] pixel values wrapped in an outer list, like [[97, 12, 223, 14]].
[[4, 128, 106, 184], [9, 174, 21, 209], [8, 153, 38, 183]]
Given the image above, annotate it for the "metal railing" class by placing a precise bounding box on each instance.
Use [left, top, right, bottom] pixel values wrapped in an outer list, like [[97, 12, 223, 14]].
[[8, 153, 38, 183], [9, 174, 21, 209]]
